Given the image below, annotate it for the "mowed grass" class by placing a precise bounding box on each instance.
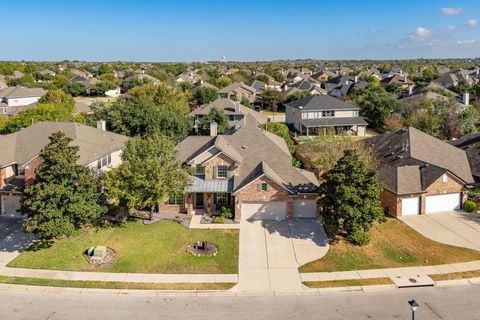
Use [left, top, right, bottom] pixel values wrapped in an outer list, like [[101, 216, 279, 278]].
[[303, 277, 393, 288], [0, 276, 235, 290], [8, 220, 238, 274], [429, 270, 480, 281], [299, 217, 480, 273]]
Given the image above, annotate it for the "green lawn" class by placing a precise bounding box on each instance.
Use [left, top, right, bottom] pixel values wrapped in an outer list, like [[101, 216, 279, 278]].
[[299, 218, 480, 273], [9, 220, 238, 274]]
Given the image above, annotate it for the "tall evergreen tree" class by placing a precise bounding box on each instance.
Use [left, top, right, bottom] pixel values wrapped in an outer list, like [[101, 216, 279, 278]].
[[22, 132, 106, 238], [319, 149, 383, 245]]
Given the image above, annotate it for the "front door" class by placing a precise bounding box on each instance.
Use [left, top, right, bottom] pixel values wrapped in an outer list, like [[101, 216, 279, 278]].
[[195, 193, 204, 208]]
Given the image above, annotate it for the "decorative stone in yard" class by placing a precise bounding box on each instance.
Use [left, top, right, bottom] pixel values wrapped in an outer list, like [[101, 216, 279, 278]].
[[84, 246, 116, 266], [187, 240, 218, 257]]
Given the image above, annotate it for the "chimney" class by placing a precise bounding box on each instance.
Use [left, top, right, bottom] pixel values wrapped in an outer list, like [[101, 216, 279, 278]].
[[234, 101, 240, 113], [463, 92, 470, 106], [284, 84, 288, 91], [408, 85, 413, 96], [404, 75, 407, 83], [210, 121, 217, 137], [400, 69, 403, 74], [354, 75, 358, 83], [476, 69, 479, 76], [97, 120, 106, 131], [465, 74, 469, 80]]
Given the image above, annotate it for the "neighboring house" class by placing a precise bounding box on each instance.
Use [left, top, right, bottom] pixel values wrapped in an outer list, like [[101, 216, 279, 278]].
[[175, 71, 200, 84], [0, 121, 129, 216], [310, 70, 336, 82], [380, 74, 415, 93], [400, 82, 468, 107], [70, 69, 92, 79], [0, 76, 8, 89], [357, 68, 381, 80], [0, 87, 47, 116], [365, 127, 474, 217], [39, 69, 56, 77], [218, 82, 256, 103], [190, 81, 218, 97], [323, 75, 358, 91], [251, 80, 267, 93], [121, 73, 161, 90], [450, 133, 480, 183], [190, 98, 267, 130], [12, 71, 24, 79], [159, 115, 319, 220], [328, 80, 368, 100], [285, 95, 367, 136], [435, 73, 459, 88]]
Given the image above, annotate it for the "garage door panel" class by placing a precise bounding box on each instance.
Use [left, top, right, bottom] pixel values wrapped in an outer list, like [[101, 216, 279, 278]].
[[401, 197, 419, 216], [241, 202, 286, 220], [293, 200, 317, 218], [426, 193, 461, 214]]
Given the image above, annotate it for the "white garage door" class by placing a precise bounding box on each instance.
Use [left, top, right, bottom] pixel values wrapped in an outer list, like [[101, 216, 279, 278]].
[[426, 193, 461, 214], [1, 195, 22, 216], [241, 201, 287, 220], [293, 200, 317, 218], [401, 197, 420, 216]]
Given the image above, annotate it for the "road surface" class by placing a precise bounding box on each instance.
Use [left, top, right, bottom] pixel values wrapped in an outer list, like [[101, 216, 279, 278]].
[[0, 285, 479, 319]]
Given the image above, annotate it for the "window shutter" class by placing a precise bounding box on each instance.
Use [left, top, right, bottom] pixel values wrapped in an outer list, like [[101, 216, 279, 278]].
[[266, 184, 271, 191], [214, 166, 217, 179], [257, 183, 262, 191]]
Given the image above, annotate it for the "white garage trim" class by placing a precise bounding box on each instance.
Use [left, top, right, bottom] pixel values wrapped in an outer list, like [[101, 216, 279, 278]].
[[241, 201, 287, 220], [1, 194, 23, 216], [401, 197, 420, 216], [293, 200, 317, 218], [426, 193, 461, 214]]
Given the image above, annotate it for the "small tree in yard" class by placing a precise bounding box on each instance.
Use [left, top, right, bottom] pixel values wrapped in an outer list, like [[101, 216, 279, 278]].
[[103, 134, 190, 219], [198, 108, 229, 135], [22, 132, 106, 238], [319, 149, 384, 245], [195, 87, 218, 105]]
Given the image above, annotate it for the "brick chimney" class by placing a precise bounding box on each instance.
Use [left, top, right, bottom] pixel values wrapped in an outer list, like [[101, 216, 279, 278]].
[[234, 101, 240, 113], [463, 93, 470, 106]]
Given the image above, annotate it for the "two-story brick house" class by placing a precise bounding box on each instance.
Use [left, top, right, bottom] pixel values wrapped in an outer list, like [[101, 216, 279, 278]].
[[217, 82, 257, 104], [0, 121, 128, 216], [159, 115, 319, 220], [285, 94, 368, 136]]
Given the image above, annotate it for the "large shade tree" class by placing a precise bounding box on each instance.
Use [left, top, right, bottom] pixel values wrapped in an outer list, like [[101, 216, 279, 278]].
[[103, 134, 190, 219], [319, 149, 383, 245], [22, 132, 106, 238]]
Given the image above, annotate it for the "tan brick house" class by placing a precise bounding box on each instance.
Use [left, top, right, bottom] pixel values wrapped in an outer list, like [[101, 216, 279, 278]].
[[0, 121, 128, 216], [159, 115, 319, 220], [365, 127, 474, 217]]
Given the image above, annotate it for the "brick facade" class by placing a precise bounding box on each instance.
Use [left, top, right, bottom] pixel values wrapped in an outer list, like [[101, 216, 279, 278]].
[[24, 156, 43, 188], [380, 172, 467, 217]]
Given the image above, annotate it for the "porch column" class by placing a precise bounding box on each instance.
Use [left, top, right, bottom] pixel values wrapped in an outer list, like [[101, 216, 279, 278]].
[[306, 127, 309, 137], [186, 194, 193, 214]]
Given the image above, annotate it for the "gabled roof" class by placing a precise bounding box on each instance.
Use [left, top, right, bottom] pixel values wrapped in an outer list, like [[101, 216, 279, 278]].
[[284, 94, 359, 111], [189, 98, 268, 124], [0, 122, 129, 168], [176, 114, 319, 194], [218, 82, 256, 95], [365, 127, 474, 194], [449, 133, 480, 183], [0, 87, 46, 99]]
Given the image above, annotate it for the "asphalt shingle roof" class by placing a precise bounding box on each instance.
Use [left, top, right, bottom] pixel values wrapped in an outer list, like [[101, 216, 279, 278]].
[[284, 94, 359, 111]]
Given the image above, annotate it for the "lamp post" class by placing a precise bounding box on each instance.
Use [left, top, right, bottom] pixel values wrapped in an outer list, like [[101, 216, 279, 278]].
[[408, 299, 419, 320]]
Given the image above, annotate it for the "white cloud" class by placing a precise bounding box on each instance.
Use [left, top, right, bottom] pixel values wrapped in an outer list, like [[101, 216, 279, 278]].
[[466, 19, 477, 27], [448, 25, 456, 31], [407, 27, 431, 41], [456, 39, 477, 45], [441, 7, 462, 15]]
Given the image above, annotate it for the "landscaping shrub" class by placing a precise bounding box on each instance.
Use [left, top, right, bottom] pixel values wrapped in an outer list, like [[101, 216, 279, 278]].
[[213, 216, 225, 224], [464, 200, 477, 213], [348, 229, 371, 246], [221, 207, 233, 219]]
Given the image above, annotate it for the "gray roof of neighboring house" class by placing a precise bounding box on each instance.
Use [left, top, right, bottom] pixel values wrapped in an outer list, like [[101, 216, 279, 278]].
[[218, 82, 256, 94], [365, 127, 474, 195], [176, 115, 319, 194], [0, 87, 46, 99], [301, 117, 368, 127], [189, 98, 268, 124], [284, 94, 359, 111], [330, 80, 368, 97], [449, 133, 480, 183], [0, 122, 129, 168]]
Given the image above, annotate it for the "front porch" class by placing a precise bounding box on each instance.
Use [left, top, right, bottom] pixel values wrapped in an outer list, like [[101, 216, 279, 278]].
[[187, 192, 233, 216], [302, 125, 365, 137]]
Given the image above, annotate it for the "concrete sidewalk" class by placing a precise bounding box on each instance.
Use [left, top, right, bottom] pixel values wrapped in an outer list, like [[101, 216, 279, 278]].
[[300, 260, 480, 282], [188, 214, 239, 230]]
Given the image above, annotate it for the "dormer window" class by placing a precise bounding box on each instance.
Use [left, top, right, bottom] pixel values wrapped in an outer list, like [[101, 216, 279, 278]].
[[322, 111, 335, 117]]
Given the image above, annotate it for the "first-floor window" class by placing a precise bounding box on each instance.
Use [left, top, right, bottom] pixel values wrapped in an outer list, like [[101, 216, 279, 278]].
[[216, 193, 228, 204], [168, 195, 184, 205]]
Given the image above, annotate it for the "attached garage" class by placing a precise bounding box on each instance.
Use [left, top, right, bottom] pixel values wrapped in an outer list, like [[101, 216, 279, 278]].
[[425, 193, 461, 214], [401, 197, 420, 216], [1, 194, 23, 216], [293, 200, 317, 218], [241, 201, 287, 220]]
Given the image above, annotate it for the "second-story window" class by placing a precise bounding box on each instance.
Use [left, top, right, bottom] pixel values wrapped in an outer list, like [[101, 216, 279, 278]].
[[322, 111, 335, 117], [353, 110, 359, 117], [216, 165, 228, 178], [97, 154, 112, 169], [195, 165, 205, 175]]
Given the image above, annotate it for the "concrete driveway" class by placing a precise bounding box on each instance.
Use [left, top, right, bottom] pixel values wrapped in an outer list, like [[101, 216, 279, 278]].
[[400, 211, 480, 251], [237, 219, 328, 293], [0, 217, 37, 266]]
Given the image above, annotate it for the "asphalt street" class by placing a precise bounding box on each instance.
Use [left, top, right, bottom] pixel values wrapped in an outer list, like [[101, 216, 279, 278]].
[[0, 285, 479, 320]]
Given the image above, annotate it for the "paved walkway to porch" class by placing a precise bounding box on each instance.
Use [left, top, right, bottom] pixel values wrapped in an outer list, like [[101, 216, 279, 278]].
[[236, 219, 328, 293], [189, 212, 239, 229]]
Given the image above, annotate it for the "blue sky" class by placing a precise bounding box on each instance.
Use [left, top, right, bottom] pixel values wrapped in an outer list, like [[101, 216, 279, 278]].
[[1, 0, 479, 61]]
